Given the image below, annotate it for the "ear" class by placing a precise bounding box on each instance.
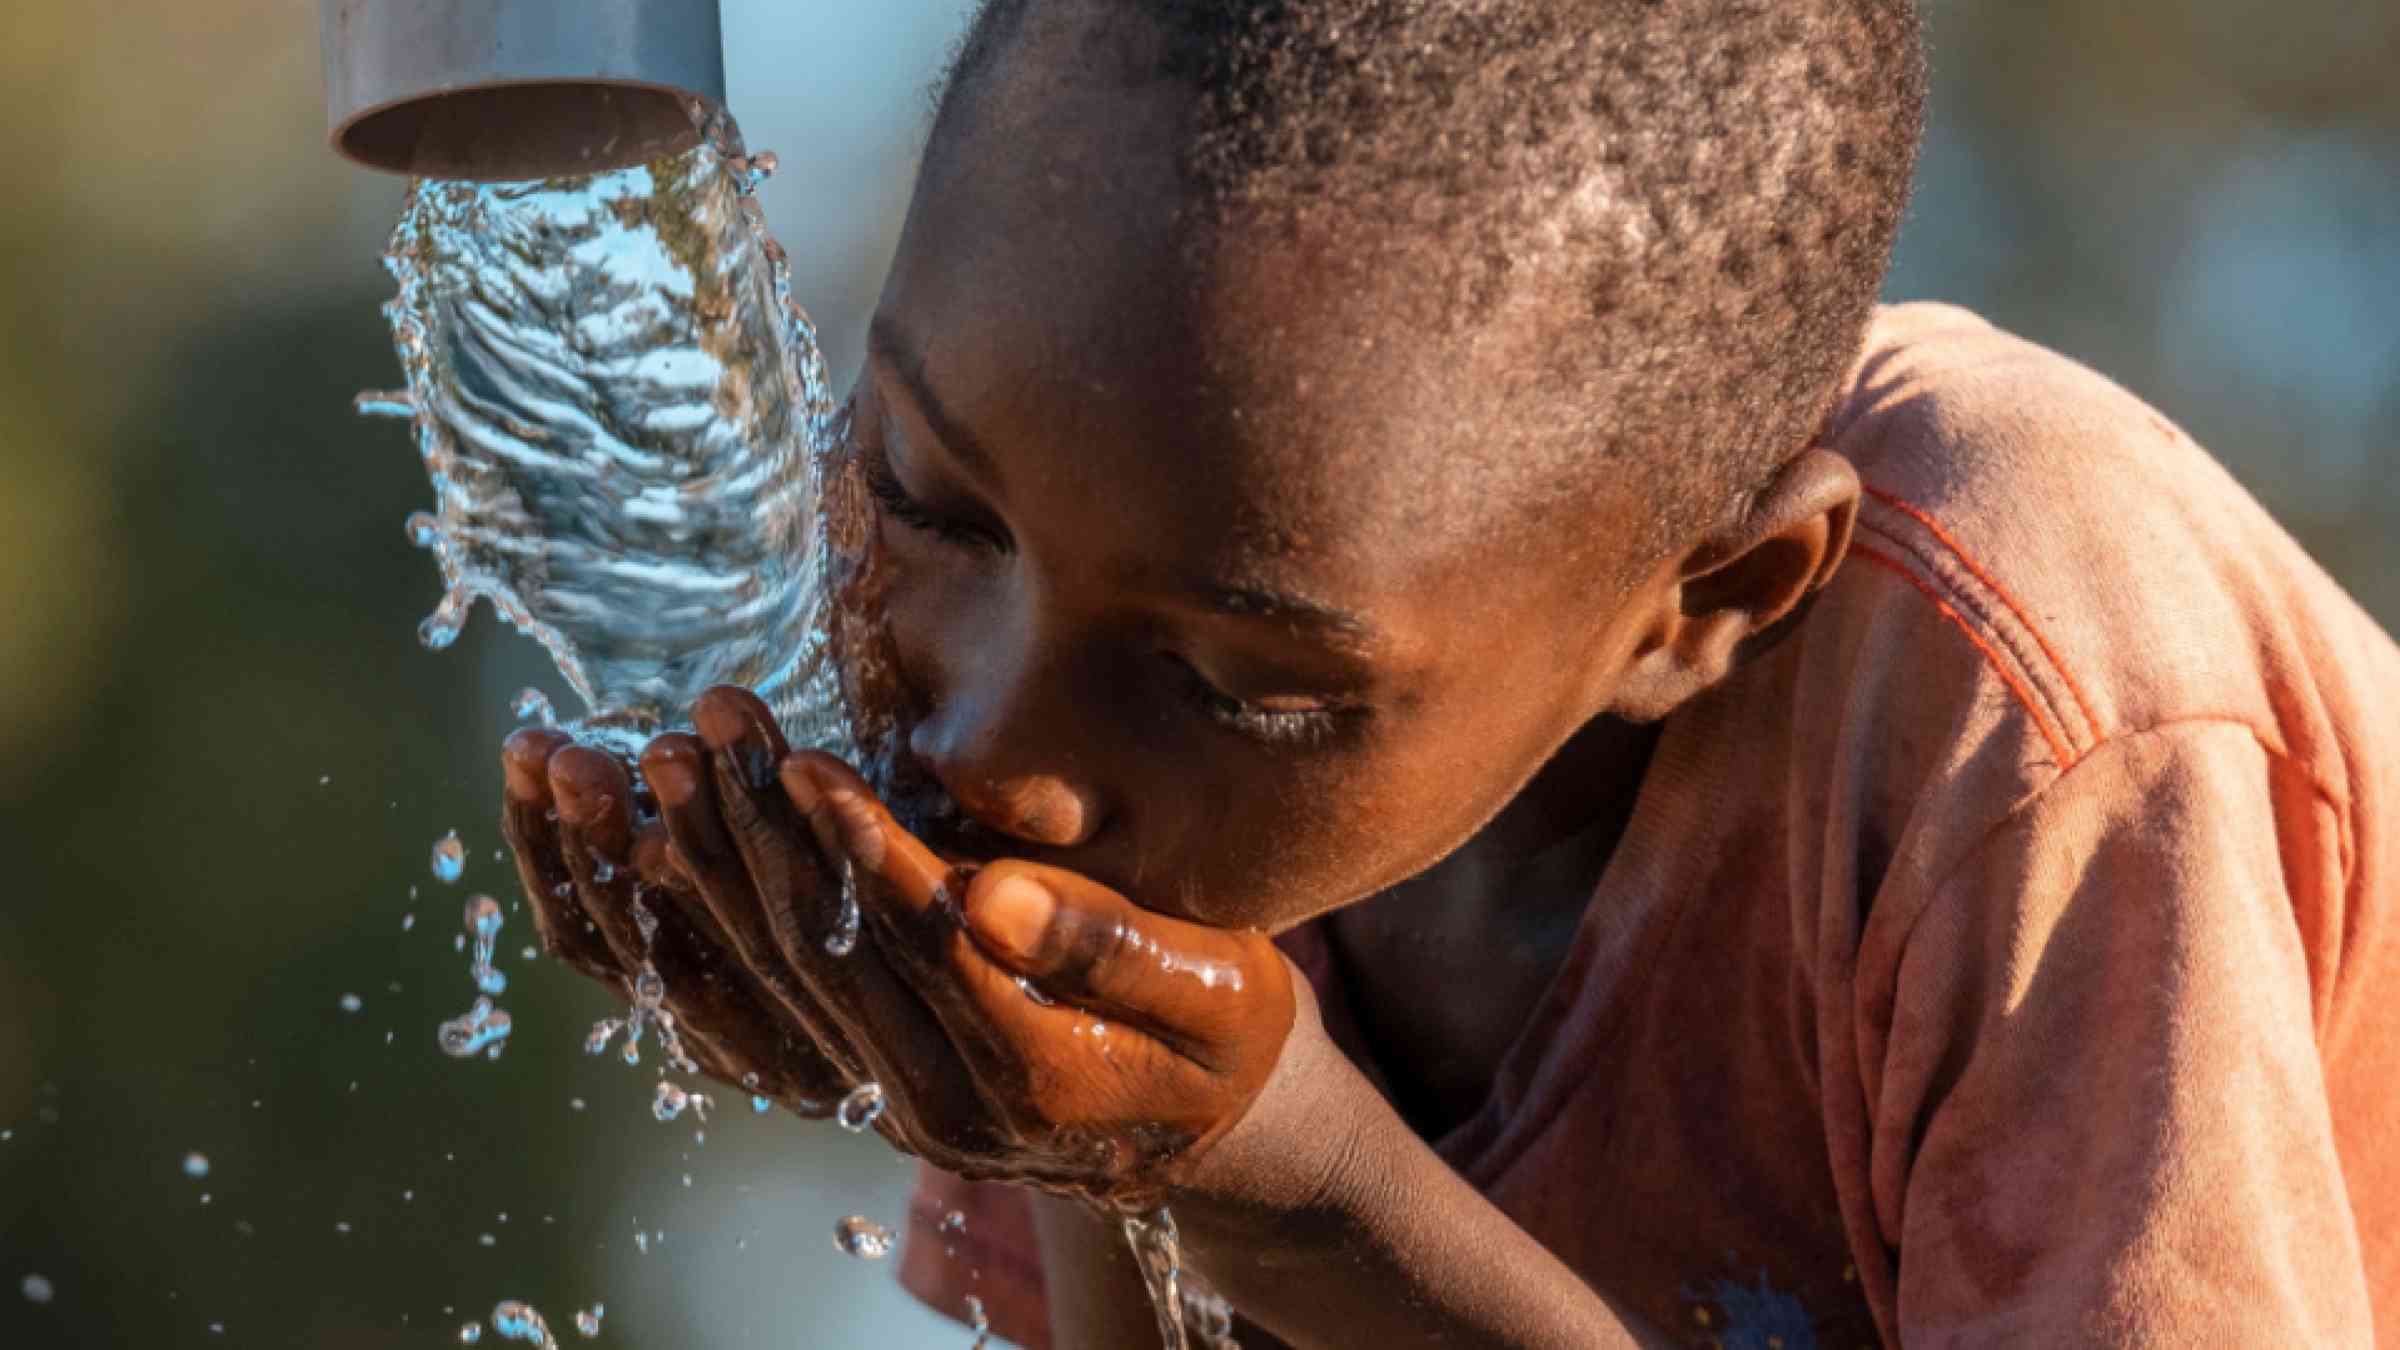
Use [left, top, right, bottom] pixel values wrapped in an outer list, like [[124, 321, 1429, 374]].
[[1608, 448, 1859, 722]]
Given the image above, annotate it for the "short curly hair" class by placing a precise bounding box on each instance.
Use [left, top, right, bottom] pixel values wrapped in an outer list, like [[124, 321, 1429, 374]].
[[930, 0, 1926, 560]]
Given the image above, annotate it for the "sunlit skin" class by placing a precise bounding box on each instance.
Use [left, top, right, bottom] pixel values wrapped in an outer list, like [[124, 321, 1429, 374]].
[[501, 14, 1863, 1347]]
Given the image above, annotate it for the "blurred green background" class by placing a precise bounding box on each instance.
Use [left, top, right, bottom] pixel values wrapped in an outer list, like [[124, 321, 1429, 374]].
[[0, 1, 2393, 1346]]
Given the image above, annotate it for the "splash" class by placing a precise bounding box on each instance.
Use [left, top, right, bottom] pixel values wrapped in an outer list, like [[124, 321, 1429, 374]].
[[833, 1083, 885, 1134], [464, 895, 507, 996], [832, 1215, 893, 1260], [364, 100, 867, 763], [432, 830, 467, 883], [491, 1299, 559, 1347], [436, 997, 514, 1059], [1123, 1211, 1242, 1350], [370, 98, 1209, 1348]]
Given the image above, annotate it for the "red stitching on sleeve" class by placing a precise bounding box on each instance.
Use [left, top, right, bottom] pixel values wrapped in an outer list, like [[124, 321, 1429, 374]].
[[1863, 486, 2103, 743], [1849, 542, 2080, 769]]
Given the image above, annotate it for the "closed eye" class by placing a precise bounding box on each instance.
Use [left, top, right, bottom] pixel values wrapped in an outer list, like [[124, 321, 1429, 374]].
[[859, 431, 1010, 556], [1161, 652, 1353, 750]]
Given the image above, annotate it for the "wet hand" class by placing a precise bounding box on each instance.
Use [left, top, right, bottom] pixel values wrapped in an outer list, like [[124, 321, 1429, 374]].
[[500, 686, 1302, 1205]]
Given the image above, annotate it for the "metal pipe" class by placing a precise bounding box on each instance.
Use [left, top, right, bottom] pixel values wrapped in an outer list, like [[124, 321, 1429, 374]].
[[320, 0, 725, 180]]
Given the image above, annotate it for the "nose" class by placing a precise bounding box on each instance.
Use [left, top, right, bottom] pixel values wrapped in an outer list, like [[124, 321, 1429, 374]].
[[907, 693, 1106, 851]]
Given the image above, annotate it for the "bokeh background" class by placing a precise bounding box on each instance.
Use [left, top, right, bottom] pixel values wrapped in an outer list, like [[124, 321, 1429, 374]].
[[1, 1, 2394, 1346]]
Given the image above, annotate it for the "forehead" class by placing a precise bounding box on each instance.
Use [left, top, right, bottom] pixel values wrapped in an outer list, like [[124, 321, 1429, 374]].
[[899, 86, 1586, 568]]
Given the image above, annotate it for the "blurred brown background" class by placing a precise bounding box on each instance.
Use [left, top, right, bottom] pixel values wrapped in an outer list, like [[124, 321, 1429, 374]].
[[0, 1, 2393, 1346]]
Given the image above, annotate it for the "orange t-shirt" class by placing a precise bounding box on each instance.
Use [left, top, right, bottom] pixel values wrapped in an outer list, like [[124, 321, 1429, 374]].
[[898, 303, 2400, 1348]]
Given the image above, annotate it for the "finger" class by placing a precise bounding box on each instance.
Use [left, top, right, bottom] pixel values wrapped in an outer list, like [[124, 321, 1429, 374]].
[[501, 727, 617, 980], [691, 693, 1006, 1161], [640, 735, 763, 951], [639, 892, 850, 1112], [961, 861, 1292, 1064], [548, 744, 656, 975], [644, 730, 797, 974], [692, 688, 852, 970], [777, 750, 956, 925]]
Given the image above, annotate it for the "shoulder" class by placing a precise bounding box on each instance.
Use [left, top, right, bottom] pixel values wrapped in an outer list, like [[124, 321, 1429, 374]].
[[1740, 302, 2400, 934], [1808, 302, 2391, 809]]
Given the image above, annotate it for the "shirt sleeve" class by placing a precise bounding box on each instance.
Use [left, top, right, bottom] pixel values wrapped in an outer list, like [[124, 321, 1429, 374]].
[[1871, 721, 2372, 1345], [897, 1162, 1051, 1349]]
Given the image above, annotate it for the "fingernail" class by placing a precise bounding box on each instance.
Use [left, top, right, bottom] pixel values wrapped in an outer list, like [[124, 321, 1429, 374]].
[[694, 697, 777, 790], [969, 874, 1058, 971], [823, 787, 886, 870], [777, 755, 819, 813], [502, 729, 560, 802], [551, 777, 606, 827], [646, 753, 699, 808], [504, 754, 546, 804]]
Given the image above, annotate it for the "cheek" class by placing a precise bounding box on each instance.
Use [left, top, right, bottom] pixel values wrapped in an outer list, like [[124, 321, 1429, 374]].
[[1155, 752, 1435, 932]]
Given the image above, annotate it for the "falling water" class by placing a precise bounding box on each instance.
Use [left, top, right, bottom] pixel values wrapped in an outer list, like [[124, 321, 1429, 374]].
[[363, 99, 866, 764], [368, 97, 1212, 1347]]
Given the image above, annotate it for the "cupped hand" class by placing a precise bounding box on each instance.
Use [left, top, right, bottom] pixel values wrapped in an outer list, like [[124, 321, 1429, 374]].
[[499, 685, 1300, 1207]]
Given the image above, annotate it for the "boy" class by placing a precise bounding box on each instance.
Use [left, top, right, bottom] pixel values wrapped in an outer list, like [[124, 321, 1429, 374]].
[[500, 1, 2400, 1345]]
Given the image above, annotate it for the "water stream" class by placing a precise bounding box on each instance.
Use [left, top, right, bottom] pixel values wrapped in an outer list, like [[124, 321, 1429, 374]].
[[369, 97, 1223, 1347]]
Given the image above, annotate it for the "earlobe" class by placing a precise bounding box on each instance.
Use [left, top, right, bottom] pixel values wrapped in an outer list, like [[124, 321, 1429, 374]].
[[1605, 448, 1859, 723]]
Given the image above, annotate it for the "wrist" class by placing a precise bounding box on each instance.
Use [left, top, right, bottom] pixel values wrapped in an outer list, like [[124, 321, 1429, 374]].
[[1171, 964, 1399, 1247]]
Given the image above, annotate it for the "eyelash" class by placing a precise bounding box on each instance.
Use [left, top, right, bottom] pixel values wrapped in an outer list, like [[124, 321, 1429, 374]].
[[1164, 653, 1346, 749], [859, 437, 1009, 555]]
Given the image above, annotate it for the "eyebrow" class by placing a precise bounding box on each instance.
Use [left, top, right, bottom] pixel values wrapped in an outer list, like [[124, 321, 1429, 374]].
[[865, 317, 1384, 652], [866, 316, 1003, 489], [1191, 580, 1382, 651]]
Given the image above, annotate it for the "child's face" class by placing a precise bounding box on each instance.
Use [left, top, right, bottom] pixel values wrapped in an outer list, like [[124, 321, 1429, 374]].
[[849, 68, 1669, 934]]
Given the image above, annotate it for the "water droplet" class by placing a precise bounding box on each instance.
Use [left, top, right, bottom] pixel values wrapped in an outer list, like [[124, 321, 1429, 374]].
[[966, 1293, 990, 1345], [940, 1209, 967, 1235], [584, 1019, 622, 1056], [334, 1221, 352, 1234], [338, 993, 363, 1013], [574, 1304, 603, 1338], [431, 831, 466, 883], [824, 862, 860, 957], [403, 511, 441, 548], [21, 1274, 53, 1304], [750, 1095, 771, 1115], [835, 1082, 885, 1133], [652, 1081, 690, 1122], [417, 589, 472, 650], [833, 1214, 893, 1260], [182, 1152, 210, 1179], [510, 687, 557, 726], [402, 913, 417, 931], [355, 389, 417, 420], [458, 1323, 483, 1345], [464, 894, 507, 995], [437, 997, 513, 1058], [491, 1299, 554, 1346], [478, 1233, 497, 1248], [633, 1231, 649, 1255]]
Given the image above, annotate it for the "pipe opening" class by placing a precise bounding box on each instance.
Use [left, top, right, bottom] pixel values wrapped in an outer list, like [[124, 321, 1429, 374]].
[[333, 80, 704, 181]]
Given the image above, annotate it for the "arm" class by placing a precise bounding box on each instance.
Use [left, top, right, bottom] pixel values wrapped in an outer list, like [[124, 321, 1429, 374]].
[[1169, 983, 1675, 1350], [1870, 722, 2372, 1345]]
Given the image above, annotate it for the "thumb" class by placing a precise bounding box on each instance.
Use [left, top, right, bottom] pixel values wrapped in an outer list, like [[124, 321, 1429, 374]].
[[960, 860, 1291, 1060]]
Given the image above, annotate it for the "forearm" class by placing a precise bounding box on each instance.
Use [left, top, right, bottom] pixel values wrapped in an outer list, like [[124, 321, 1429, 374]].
[[1174, 1019, 1672, 1350]]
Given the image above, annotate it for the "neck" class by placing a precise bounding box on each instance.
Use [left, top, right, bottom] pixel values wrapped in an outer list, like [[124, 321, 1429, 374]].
[[1347, 711, 1663, 956]]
